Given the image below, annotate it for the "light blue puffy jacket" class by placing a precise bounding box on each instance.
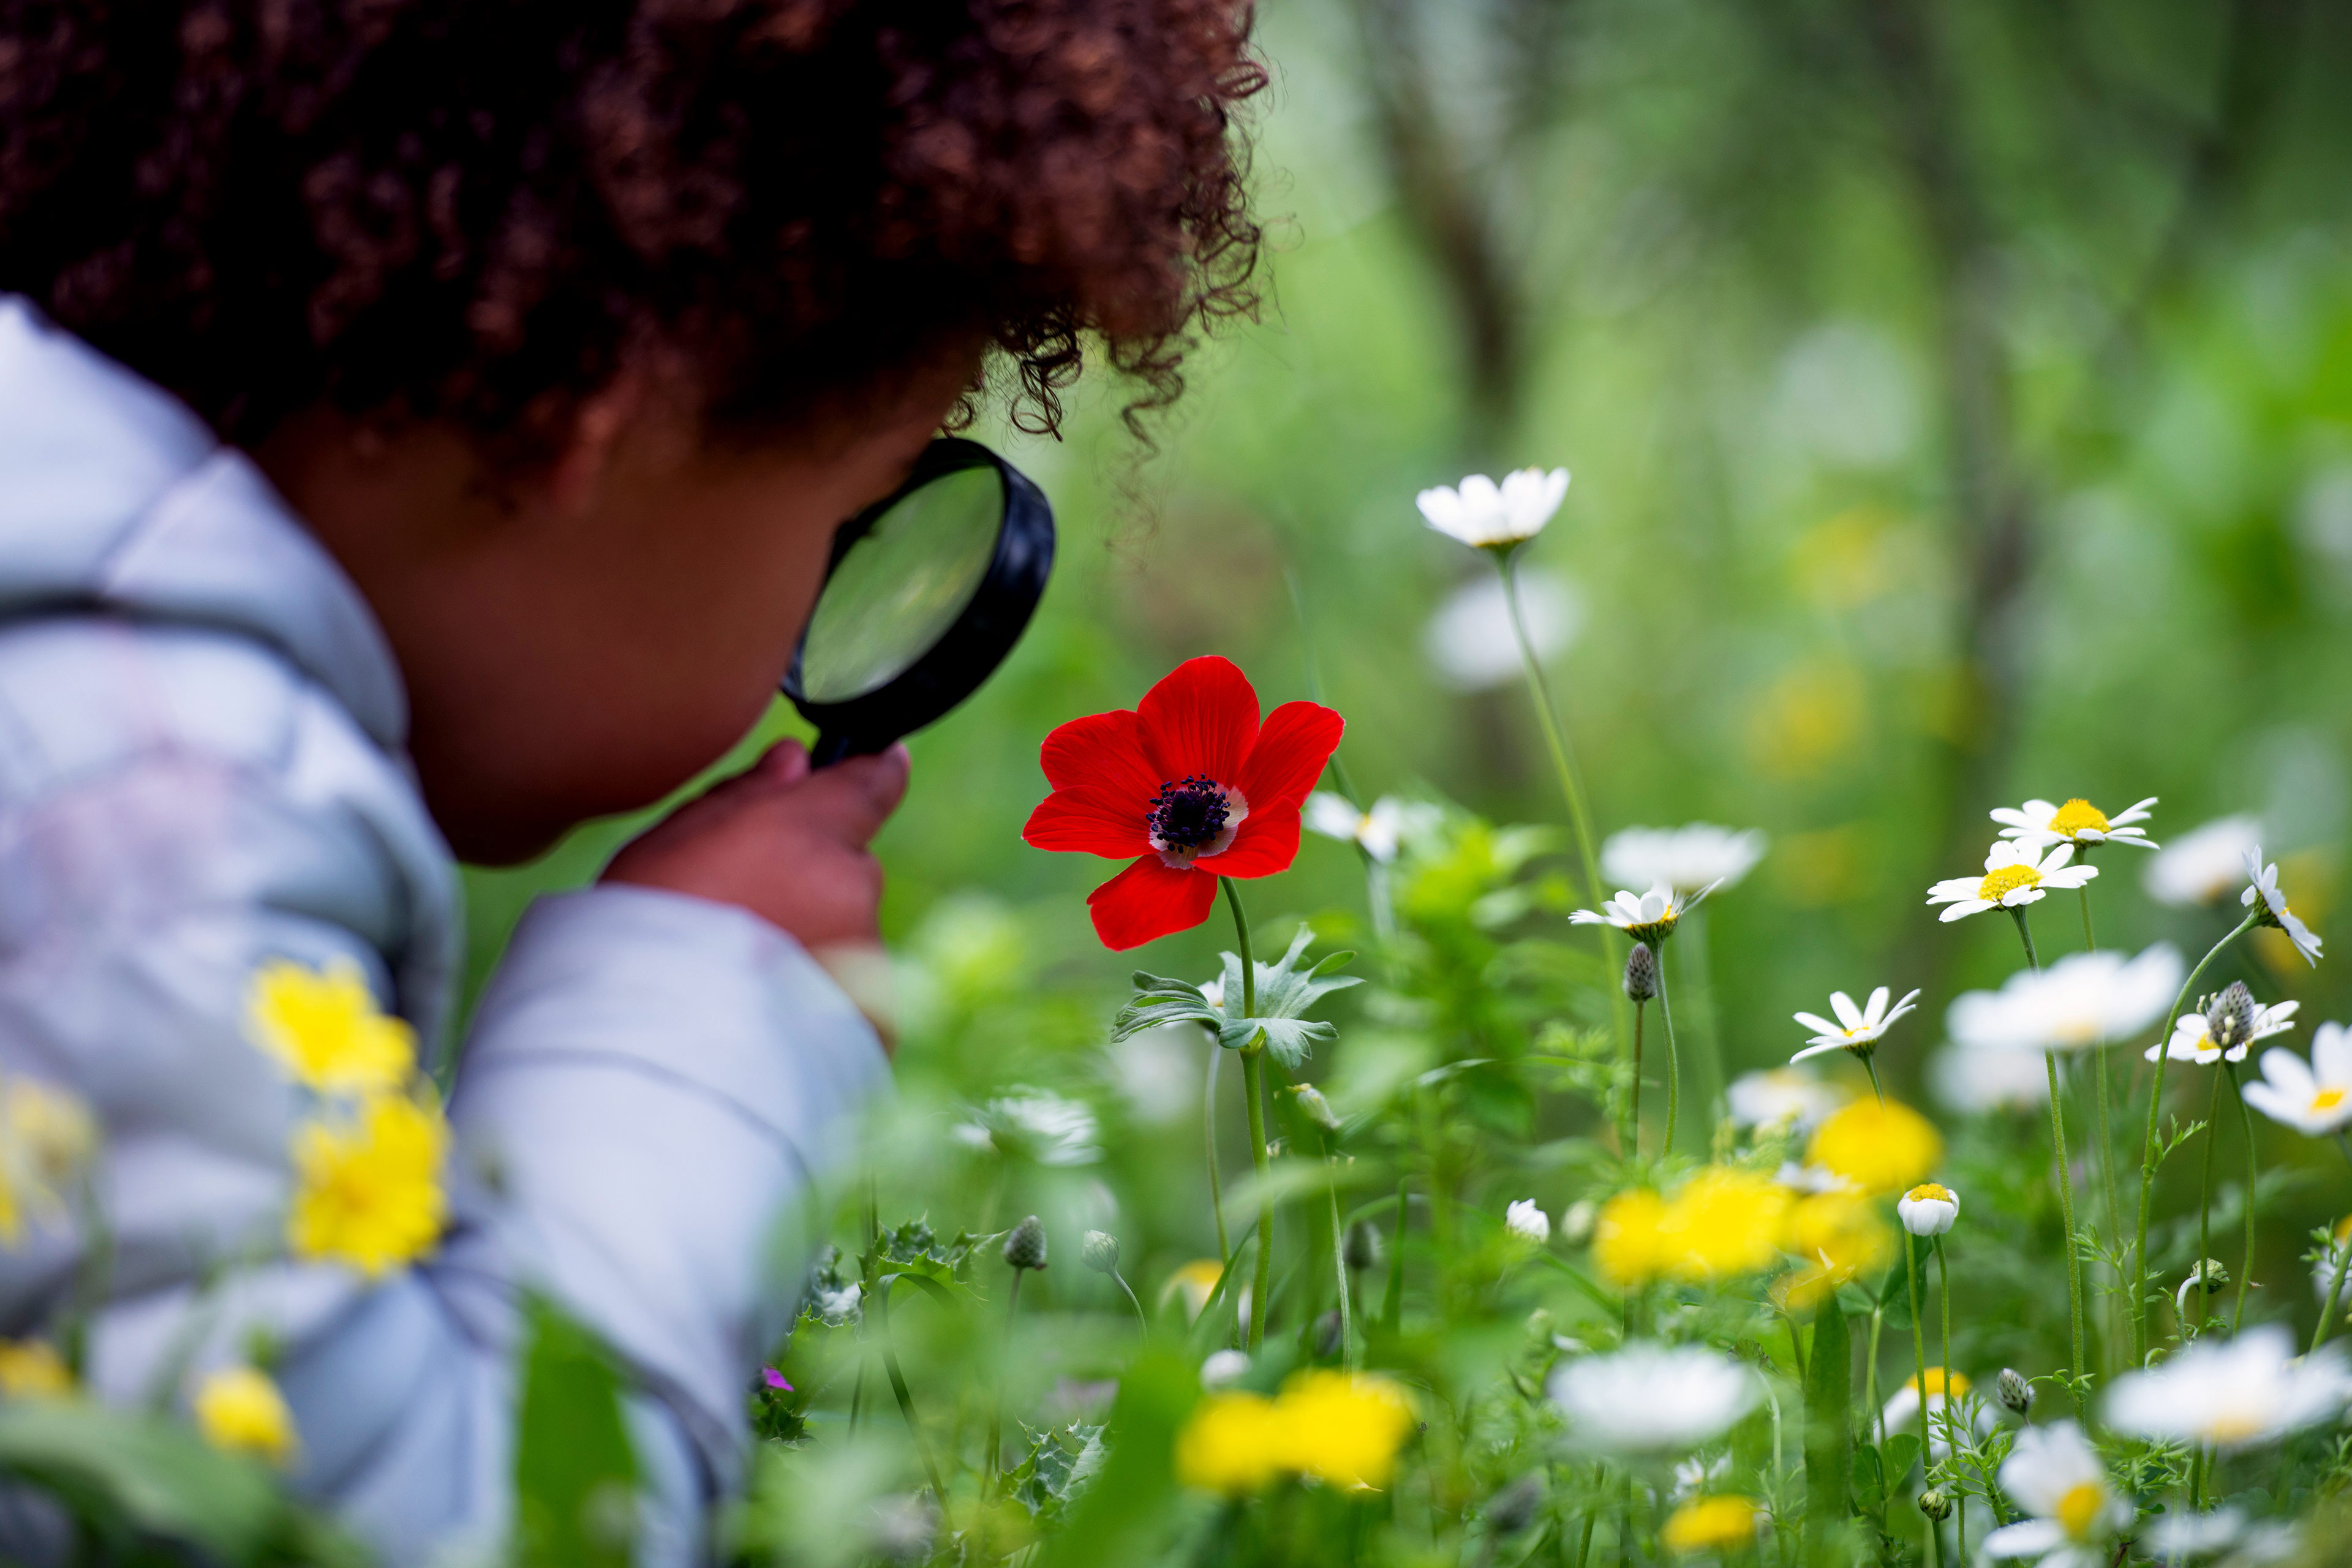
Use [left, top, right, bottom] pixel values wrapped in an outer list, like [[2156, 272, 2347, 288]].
[[0, 298, 888, 1564]]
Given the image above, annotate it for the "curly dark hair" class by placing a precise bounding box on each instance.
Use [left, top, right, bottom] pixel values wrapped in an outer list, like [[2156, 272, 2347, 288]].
[[0, 0, 1265, 455]]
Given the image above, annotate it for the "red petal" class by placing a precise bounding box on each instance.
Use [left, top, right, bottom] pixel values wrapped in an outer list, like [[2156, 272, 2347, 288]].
[[1087, 856, 1219, 951], [1023, 791, 1152, 858], [1039, 709, 1158, 797], [1201, 804, 1300, 878], [1236, 701, 1344, 811], [1137, 657, 1259, 787]]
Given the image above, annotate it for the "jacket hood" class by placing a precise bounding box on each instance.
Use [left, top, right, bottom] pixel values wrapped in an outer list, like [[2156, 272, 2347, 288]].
[[0, 297, 406, 748]]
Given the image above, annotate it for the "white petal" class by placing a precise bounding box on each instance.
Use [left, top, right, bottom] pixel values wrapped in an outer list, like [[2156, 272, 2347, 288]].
[[1830, 992, 1864, 1030], [1982, 1520, 2064, 1558], [1864, 986, 1891, 1025], [1793, 1012, 1844, 1038]]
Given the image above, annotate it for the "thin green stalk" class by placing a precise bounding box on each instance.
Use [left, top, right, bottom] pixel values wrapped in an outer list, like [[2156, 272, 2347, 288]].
[[1222, 878, 1273, 1354], [1497, 550, 1602, 910], [1114, 1269, 1148, 1335], [1628, 1000, 1646, 1160], [987, 1268, 1022, 1488], [1327, 1153, 1355, 1365], [2318, 1136, 2352, 1355], [878, 1281, 948, 1502], [2133, 911, 2260, 1362], [1657, 941, 1681, 1156], [1904, 1232, 1934, 1566], [2226, 1062, 2257, 1333], [2189, 1065, 2226, 1340], [1863, 1054, 1887, 1107], [2009, 908, 2085, 1374], [1205, 1039, 1231, 1264], [1936, 1237, 1961, 1565]]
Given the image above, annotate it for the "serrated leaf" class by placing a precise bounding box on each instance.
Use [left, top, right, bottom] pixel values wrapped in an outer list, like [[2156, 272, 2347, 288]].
[[1112, 973, 1221, 1041], [1009, 1420, 1109, 1521]]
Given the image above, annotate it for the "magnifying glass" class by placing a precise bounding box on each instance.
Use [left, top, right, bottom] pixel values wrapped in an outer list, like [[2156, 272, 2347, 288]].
[[783, 437, 1055, 766]]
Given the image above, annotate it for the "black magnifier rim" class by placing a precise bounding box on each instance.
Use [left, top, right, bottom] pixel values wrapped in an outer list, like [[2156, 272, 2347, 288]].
[[782, 436, 1054, 758]]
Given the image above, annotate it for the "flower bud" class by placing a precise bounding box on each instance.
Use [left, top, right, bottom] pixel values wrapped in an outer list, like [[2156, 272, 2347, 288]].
[[1505, 1199, 1552, 1244], [1486, 1473, 1544, 1536], [1291, 1083, 1342, 1134], [1200, 1348, 1250, 1388], [1003, 1215, 1048, 1272], [1558, 1199, 1598, 1248], [1344, 1219, 1383, 1272], [1997, 1367, 2034, 1415], [1917, 1487, 1953, 1522], [1081, 1230, 1119, 1275], [2207, 981, 2258, 1053], [1623, 942, 1658, 1003]]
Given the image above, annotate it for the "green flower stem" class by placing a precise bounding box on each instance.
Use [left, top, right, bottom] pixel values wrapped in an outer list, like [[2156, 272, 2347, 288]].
[[1936, 1237, 1962, 1566], [1326, 1150, 1355, 1365], [1496, 549, 1603, 911], [1656, 941, 1681, 1156], [2009, 907, 2086, 1375], [1204, 1039, 1230, 1265], [1220, 878, 1274, 1354], [1863, 1054, 1887, 1107], [2315, 1135, 2352, 1355], [880, 1280, 948, 1503], [2077, 880, 2126, 1357], [2132, 911, 2260, 1363], [2226, 1062, 2257, 1333], [2190, 1065, 2226, 1340], [1904, 1232, 1934, 1565], [1114, 1268, 1149, 1336], [1627, 1000, 1645, 1161]]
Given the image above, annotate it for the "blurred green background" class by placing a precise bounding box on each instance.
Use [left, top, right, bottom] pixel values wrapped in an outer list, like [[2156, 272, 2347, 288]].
[[460, 0, 2352, 1253]]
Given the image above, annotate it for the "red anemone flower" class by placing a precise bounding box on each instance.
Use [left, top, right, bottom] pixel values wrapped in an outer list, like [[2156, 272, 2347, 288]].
[[1023, 657, 1345, 951]]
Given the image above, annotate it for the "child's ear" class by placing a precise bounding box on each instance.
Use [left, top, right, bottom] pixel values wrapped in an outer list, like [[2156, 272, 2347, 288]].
[[541, 375, 647, 517]]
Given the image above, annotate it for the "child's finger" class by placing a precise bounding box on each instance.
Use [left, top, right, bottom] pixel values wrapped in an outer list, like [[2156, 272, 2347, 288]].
[[749, 738, 812, 787], [781, 744, 910, 846]]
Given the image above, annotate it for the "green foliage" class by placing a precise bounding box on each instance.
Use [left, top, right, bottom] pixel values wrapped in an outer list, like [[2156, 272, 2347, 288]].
[[1803, 1306, 1854, 1567], [1117, 925, 1362, 1068], [515, 1297, 638, 1568]]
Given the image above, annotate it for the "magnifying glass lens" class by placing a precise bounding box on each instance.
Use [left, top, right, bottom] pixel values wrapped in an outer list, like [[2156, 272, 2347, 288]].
[[797, 463, 1005, 703]]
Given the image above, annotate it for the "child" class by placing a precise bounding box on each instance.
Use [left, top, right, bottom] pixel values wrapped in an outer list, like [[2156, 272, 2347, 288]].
[[0, 2, 1261, 1561]]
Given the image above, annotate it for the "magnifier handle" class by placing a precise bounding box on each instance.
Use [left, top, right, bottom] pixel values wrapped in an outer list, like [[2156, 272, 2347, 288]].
[[808, 731, 883, 768]]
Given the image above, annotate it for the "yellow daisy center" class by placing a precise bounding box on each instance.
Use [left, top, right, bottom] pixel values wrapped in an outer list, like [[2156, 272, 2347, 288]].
[[2048, 798, 2110, 837], [1905, 1183, 1954, 1205], [2313, 1088, 2346, 1114], [1977, 864, 2041, 901], [2203, 1411, 2264, 1444], [2056, 1482, 2106, 1540], [1909, 1366, 1968, 1396]]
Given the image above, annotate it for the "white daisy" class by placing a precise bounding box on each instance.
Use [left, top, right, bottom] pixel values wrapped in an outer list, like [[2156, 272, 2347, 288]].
[[2144, 816, 2263, 908], [1773, 1161, 1856, 1195], [1897, 1182, 1959, 1236], [2240, 1022, 2352, 1137], [1570, 881, 1719, 943], [2242, 847, 2323, 967], [1600, 824, 1768, 894], [954, 1088, 1102, 1166], [1982, 1420, 2130, 1566], [1727, 1068, 1847, 1131], [1991, 796, 2158, 851], [1947, 944, 2185, 1054], [1926, 840, 2097, 923], [1416, 467, 1570, 551], [2143, 1508, 2246, 1566], [1504, 1199, 1551, 1244], [1546, 1344, 1760, 1455], [1931, 1045, 2051, 1113], [2144, 995, 2298, 1066], [1423, 569, 1579, 691], [1790, 985, 1921, 1063], [2104, 1323, 2352, 1452], [1304, 792, 1442, 865]]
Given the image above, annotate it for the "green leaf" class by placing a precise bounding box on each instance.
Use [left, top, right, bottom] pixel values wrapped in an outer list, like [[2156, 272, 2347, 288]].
[[1008, 1420, 1109, 1522], [516, 1297, 638, 1568], [1803, 1302, 1852, 1566], [1036, 1352, 1194, 1568], [1120, 929, 1362, 1068], [1112, 973, 1222, 1041], [1883, 1433, 1922, 1485], [1851, 1441, 1886, 1516], [0, 1398, 287, 1561]]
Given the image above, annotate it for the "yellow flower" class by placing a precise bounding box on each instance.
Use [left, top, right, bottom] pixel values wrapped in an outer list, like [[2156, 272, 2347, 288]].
[[288, 1092, 448, 1277], [1274, 1371, 1417, 1489], [1773, 1191, 1893, 1310], [1904, 1368, 1969, 1399], [247, 958, 417, 1096], [1659, 1168, 1793, 1282], [1176, 1391, 1284, 1494], [0, 1339, 72, 1400], [1594, 1188, 1671, 1286], [1162, 1259, 1225, 1321], [1807, 1098, 1942, 1195], [0, 1074, 96, 1246], [194, 1365, 297, 1467], [1662, 1494, 1763, 1553]]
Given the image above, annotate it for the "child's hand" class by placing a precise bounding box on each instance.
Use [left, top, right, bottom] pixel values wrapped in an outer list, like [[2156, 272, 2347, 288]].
[[603, 739, 910, 952]]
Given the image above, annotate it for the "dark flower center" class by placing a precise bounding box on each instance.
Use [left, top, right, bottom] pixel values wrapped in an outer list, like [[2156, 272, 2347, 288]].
[[1149, 775, 1230, 851]]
